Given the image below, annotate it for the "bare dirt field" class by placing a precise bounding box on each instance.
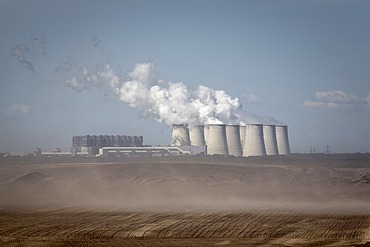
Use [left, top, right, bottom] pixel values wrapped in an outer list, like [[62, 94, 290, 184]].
[[0, 154, 369, 246]]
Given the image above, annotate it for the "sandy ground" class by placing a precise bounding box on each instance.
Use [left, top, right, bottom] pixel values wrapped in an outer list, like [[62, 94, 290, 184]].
[[0, 156, 369, 246]]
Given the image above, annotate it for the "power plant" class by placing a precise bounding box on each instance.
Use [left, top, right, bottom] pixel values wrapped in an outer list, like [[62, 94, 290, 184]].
[[170, 123, 291, 157]]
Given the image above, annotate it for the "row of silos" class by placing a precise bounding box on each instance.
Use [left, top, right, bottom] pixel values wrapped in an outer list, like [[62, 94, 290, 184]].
[[171, 124, 290, 157]]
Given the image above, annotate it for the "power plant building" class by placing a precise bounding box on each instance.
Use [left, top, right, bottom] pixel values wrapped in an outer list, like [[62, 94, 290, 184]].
[[72, 135, 143, 156]]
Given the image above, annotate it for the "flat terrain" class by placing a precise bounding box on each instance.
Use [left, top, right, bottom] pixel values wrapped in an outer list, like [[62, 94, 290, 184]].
[[0, 154, 369, 246]]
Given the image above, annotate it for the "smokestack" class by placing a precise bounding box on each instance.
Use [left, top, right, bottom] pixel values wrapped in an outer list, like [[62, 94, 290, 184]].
[[276, 125, 291, 155], [243, 124, 266, 157], [189, 125, 205, 146], [226, 125, 242, 157], [263, 125, 279, 155], [239, 125, 246, 147], [207, 124, 229, 155], [171, 124, 190, 146]]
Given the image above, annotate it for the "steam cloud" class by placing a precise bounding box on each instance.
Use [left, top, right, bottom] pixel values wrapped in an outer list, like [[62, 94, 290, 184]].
[[74, 62, 280, 125], [10, 36, 47, 74], [55, 58, 105, 93]]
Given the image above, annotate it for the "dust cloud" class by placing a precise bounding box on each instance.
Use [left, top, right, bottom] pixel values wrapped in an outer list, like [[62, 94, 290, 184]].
[[0, 157, 369, 213]]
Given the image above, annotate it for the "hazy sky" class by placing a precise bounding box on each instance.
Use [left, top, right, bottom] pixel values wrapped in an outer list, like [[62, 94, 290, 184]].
[[1, 0, 370, 153]]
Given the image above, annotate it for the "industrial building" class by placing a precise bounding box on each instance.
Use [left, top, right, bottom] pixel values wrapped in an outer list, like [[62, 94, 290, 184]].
[[71, 134, 205, 157], [72, 135, 143, 156], [170, 123, 291, 157]]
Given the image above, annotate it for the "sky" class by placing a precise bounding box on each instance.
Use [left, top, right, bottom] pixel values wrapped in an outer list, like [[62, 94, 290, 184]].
[[1, 0, 370, 154]]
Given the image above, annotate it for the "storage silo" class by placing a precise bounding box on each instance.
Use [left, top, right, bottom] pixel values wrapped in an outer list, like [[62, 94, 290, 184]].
[[239, 125, 246, 147], [226, 125, 243, 156], [171, 124, 191, 146], [276, 125, 291, 155], [263, 125, 279, 155], [189, 125, 205, 146], [243, 124, 266, 157], [207, 124, 229, 155]]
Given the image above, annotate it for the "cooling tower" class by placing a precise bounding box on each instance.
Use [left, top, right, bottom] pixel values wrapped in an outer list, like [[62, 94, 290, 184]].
[[189, 125, 205, 146], [204, 125, 209, 145], [263, 125, 279, 155], [276, 125, 291, 155], [239, 125, 246, 147], [207, 124, 229, 155], [171, 124, 191, 146], [242, 124, 266, 157], [226, 125, 243, 156]]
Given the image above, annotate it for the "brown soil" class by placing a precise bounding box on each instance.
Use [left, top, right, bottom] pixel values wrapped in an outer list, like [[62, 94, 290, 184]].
[[0, 156, 369, 246]]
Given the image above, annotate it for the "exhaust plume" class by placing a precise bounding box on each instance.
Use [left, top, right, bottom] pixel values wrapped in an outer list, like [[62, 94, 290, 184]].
[[59, 61, 282, 125], [112, 62, 281, 126]]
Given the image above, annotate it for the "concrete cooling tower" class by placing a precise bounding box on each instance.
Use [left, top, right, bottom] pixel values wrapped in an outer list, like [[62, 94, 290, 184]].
[[189, 125, 205, 146], [239, 125, 246, 147], [226, 125, 242, 156], [203, 125, 209, 145], [243, 124, 266, 157], [171, 124, 190, 146], [276, 125, 291, 155], [207, 124, 229, 155], [263, 125, 279, 156]]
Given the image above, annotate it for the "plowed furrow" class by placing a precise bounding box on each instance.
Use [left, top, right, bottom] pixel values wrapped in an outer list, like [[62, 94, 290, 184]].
[[1, 209, 370, 246]]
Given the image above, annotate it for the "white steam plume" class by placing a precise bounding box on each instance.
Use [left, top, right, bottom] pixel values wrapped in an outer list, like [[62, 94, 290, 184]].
[[107, 62, 281, 125]]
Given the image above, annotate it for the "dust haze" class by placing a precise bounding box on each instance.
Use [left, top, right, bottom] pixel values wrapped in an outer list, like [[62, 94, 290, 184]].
[[1, 155, 369, 213]]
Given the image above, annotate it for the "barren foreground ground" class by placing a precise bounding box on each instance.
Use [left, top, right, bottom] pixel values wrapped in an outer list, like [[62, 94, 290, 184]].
[[0, 155, 369, 246]]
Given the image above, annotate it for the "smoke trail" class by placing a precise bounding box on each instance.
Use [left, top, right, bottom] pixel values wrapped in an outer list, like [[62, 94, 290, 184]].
[[10, 36, 47, 74]]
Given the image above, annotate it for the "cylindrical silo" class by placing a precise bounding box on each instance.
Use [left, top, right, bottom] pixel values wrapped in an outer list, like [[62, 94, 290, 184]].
[[243, 124, 266, 157], [239, 125, 246, 147], [204, 125, 209, 145], [171, 124, 190, 146], [263, 125, 279, 155], [189, 125, 205, 146], [207, 124, 229, 155], [226, 125, 243, 156], [276, 125, 291, 155]]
